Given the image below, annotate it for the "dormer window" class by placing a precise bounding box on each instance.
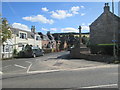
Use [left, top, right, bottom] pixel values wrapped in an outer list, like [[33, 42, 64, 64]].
[[36, 36, 40, 40], [20, 32, 27, 39]]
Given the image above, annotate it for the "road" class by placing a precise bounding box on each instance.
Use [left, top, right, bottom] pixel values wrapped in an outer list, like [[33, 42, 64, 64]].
[[1, 51, 119, 88], [1, 51, 69, 74], [2, 64, 118, 88]]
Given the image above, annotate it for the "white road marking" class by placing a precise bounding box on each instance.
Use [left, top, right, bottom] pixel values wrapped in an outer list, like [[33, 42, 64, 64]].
[[0, 65, 12, 69], [81, 84, 117, 88], [26, 61, 32, 73], [25, 61, 32, 64], [14, 64, 27, 69], [28, 70, 59, 74]]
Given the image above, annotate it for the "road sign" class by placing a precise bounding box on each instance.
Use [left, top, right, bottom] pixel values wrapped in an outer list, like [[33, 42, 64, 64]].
[[112, 40, 117, 42]]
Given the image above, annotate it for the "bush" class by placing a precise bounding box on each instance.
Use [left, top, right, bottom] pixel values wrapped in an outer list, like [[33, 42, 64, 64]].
[[90, 45, 100, 54], [13, 49, 18, 55], [18, 50, 25, 58], [90, 44, 119, 56], [13, 49, 18, 57]]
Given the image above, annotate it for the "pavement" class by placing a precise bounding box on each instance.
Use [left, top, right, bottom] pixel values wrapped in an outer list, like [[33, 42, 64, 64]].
[[29, 58, 106, 71]]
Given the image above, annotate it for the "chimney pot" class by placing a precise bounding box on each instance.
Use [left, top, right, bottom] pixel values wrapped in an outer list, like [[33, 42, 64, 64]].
[[104, 3, 110, 12], [31, 26, 36, 33]]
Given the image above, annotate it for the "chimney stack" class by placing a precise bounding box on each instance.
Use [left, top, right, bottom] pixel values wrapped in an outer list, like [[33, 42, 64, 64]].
[[104, 3, 110, 12], [31, 26, 35, 33]]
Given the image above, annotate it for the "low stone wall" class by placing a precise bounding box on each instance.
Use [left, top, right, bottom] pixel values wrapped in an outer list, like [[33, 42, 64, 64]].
[[70, 48, 116, 63]]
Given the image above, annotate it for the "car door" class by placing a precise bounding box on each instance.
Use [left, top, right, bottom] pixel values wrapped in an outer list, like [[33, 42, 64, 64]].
[[38, 48, 43, 56]]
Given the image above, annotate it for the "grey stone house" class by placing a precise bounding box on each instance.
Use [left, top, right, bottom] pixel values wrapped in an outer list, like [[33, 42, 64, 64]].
[[90, 3, 120, 46]]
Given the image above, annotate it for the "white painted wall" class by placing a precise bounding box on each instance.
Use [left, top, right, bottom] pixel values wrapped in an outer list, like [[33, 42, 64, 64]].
[[1, 30, 42, 59], [12, 32, 42, 52]]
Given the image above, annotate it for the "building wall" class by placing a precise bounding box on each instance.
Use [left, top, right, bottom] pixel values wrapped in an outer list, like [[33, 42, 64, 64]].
[[2, 39, 13, 59], [90, 13, 120, 45], [42, 40, 49, 49], [13, 36, 42, 52], [1, 30, 42, 59]]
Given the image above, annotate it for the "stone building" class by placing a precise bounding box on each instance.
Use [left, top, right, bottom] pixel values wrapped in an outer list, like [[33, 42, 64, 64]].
[[90, 3, 120, 46]]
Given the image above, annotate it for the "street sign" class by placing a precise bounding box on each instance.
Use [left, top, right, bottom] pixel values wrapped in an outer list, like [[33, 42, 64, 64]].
[[112, 40, 117, 42]]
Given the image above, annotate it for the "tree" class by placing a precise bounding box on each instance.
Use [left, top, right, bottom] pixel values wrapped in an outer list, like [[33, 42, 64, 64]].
[[1, 18, 12, 43]]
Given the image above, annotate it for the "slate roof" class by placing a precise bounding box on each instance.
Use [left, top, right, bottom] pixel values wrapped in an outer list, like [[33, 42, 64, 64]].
[[10, 27, 36, 39], [90, 7, 120, 27]]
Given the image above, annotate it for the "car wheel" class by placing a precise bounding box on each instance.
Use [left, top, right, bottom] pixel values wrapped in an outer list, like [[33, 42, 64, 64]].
[[33, 53, 36, 58]]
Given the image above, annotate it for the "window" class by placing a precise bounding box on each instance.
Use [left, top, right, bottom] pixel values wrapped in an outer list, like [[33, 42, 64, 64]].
[[20, 33, 27, 39], [3, 45, 13, 52], [36, 36, 40, 40]]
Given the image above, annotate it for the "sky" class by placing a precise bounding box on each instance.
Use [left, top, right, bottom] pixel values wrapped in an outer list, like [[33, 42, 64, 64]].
[[2, 2, 119, 34]]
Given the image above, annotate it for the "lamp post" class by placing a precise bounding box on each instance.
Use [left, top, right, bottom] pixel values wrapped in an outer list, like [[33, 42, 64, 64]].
[[78, 26, 82, 48]]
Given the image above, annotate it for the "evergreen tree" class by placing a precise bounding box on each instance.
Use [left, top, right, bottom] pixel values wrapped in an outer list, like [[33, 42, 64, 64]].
[[1, 18, 12, 43]]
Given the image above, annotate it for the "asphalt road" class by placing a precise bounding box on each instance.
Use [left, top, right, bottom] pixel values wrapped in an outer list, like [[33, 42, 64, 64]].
[[2, 64, 118, 88], [1, 51, 119, 88], [1, 51, 69, 74]]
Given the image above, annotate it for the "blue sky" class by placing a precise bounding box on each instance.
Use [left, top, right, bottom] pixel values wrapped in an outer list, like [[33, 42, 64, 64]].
[[2, 2, 119, 34]]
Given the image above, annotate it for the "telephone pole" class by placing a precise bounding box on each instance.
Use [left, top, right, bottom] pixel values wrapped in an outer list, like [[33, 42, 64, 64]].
[[112, 0, 117, 60]]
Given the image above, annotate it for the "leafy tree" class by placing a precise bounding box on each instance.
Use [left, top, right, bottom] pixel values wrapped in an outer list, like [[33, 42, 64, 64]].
[[1, 18, 12, 43], [0, 16, 2, 43]]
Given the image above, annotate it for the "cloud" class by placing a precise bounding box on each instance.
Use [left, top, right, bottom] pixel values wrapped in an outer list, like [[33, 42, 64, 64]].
[[61, 25, 89, 33], [50, 10, 73, 19], [41, 28, 57, 32], [50, 28, 57, 31], [12, 23, 31, 31], [50, 6, 85, 19], [61, 27, 78, 33], [41, 7, 49, 12], [41, 28, 48, 31], [22, 15, 54, 24], [80, 6, 85, 8], [81, 13, 86, 16], [81, 26, 89, 31], [70, 6, 80, 14], [81, 23, 85, 26]]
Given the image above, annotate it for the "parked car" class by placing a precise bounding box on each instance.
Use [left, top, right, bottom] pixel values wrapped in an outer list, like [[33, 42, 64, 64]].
[[19, 46, 44, 58]]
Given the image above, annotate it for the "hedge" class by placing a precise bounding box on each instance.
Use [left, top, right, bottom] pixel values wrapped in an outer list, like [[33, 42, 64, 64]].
[[90, 43, 120, 56]]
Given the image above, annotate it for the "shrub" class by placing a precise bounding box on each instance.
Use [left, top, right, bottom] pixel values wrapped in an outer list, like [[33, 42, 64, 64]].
[[13, 49, 18, 57], [13, 49, 18, 55], [18, 50, 25, 58], [90, 43, 119, 56], [90, 45, 100, 54]]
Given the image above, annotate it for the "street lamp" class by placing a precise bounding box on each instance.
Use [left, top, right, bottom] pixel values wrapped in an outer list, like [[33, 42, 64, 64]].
[[78, 26, 82, 48]]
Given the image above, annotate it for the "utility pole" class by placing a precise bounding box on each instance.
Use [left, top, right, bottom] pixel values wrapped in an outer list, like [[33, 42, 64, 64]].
[[112, 0, 117, 60]]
